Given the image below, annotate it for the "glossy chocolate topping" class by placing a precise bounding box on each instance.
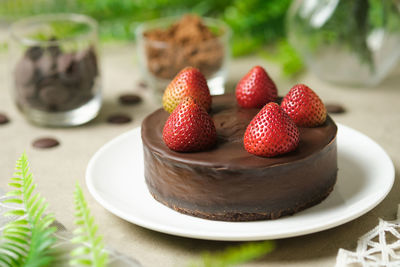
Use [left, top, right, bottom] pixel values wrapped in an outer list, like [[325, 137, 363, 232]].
[[141, 94, 338, 221], [142, 94, 337, 168]]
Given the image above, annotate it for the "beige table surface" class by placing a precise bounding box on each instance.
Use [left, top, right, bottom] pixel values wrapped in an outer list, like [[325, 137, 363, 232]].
[[0, 43, 399, 267]]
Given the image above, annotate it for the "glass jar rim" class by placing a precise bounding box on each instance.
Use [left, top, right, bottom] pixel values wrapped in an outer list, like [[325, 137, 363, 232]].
[[134, 16, 231, 48], [9, 13, 98, 46]]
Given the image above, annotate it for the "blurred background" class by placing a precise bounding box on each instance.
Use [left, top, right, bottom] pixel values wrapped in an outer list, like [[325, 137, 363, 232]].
[[0, 0, 300, 77], [1, 0, 400, 84]]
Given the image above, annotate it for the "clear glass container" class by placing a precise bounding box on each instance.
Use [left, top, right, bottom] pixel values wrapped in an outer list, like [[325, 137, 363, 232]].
[[287, 0, 400, 87], [135, 16, 231, 97], [9, 13, 101, 126]]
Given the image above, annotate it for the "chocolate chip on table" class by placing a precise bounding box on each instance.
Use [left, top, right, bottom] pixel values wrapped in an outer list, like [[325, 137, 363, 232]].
[[326, 103, 346, 114], [138, 81, 148, 88], [32, 138, 60, 149], [118, 94, 142, 105], [0, 113, 10, 125], [107, 114, 132, 124]]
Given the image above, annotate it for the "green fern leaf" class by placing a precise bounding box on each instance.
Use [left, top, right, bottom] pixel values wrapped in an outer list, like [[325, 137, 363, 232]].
[[0, 153, 57, 267], [70, 183, 108, 267], [190, 240, 275, 267], [2, 198, 23, 205]]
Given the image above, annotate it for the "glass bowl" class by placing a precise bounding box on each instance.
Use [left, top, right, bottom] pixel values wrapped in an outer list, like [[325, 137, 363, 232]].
[[135, 16, 231, 97], [287, 0, 400, 87], [9, 13, 101, 127]]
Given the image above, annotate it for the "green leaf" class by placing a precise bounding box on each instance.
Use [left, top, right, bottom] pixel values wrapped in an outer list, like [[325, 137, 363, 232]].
[[70, 183, 109, 267], [26, 193, 40, 210], [7, 219, 29, 226], [0, 153, 57, 267], [191, 240, 275, 267], [70, 258, 93, 266], [71, 246, 91, 256], [259, 40, 304, 77], [6, 189, 22, 197], [3, 225, 30, 233], [71, 235, 89, 243], [0, 242, 27, 256], [4, 209, 26, 216], [8, 183, 22, 188], [3, 235, 27, 245], [2, 198, 23, 204]]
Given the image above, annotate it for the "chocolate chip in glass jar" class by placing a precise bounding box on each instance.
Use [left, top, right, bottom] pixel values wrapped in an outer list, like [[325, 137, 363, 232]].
[[39, 85, 71, 110], [58, 54, 81, 86], [11, 15, 101, 126], [14, 46, 99, 112], [14, 57, 36, 86], [47, 37, 61, 58], [25, 46, 43, 61], [36, 52, 57, 75], [18, 84, 37, 100], [32, 137, 60, 149], [57, 52, 75, 74]]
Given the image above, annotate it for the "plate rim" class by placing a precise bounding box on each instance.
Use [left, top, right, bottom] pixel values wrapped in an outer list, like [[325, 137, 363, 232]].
[[86, 123, 395, 241]]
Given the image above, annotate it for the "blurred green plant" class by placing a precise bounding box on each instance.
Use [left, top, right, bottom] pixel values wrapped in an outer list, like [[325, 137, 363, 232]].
[[0, 0, 302, 75], [260, 40, 304, 77], [224, 0, 292, 57], [0, 153, 274, 267], [0, 153, 57, 267], [190, 241, 275, 267], [70, 183, 108, 267]]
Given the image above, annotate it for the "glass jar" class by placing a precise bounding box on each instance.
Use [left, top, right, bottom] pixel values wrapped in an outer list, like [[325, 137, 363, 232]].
[[287, 0, 400, 86], [9, 14, 101, 126], [135, 16, 231, 97]]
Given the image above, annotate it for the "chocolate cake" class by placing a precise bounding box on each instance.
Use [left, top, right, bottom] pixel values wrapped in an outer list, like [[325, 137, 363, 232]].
[[141, 94, 337, 221]]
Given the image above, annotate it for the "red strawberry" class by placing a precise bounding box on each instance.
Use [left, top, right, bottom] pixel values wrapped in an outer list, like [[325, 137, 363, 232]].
[[235, 66, 278, 108], [162, 67, 211, 113], [162, 97, 217, 152], [244, 102, 299, 157], [281, 84, 327, 127]]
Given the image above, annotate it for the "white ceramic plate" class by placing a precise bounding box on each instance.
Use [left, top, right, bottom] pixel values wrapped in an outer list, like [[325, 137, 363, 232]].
[[86, 124, 394, 241]]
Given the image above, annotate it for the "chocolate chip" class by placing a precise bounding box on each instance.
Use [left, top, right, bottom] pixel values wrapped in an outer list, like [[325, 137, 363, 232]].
[[47, 40, 61, 58], [138, 81, 148, 88], [326, 103, 346, 114], [0, 113, 9, 124], [14, 57, 35, 86], [26, 46, 43, 61], [36, 52, 56, 75], [39, 85, 71, 108], [14, 45, 99, 113], [107, 114, 132, 124], [57, 53, 75, 74], [118, 94, 142, 105], [32, 137, 60, 149], [18, 84, 37, 99]]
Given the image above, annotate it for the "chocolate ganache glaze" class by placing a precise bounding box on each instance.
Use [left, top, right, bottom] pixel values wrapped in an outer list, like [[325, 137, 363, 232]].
[[141, 94, 338, 221]]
